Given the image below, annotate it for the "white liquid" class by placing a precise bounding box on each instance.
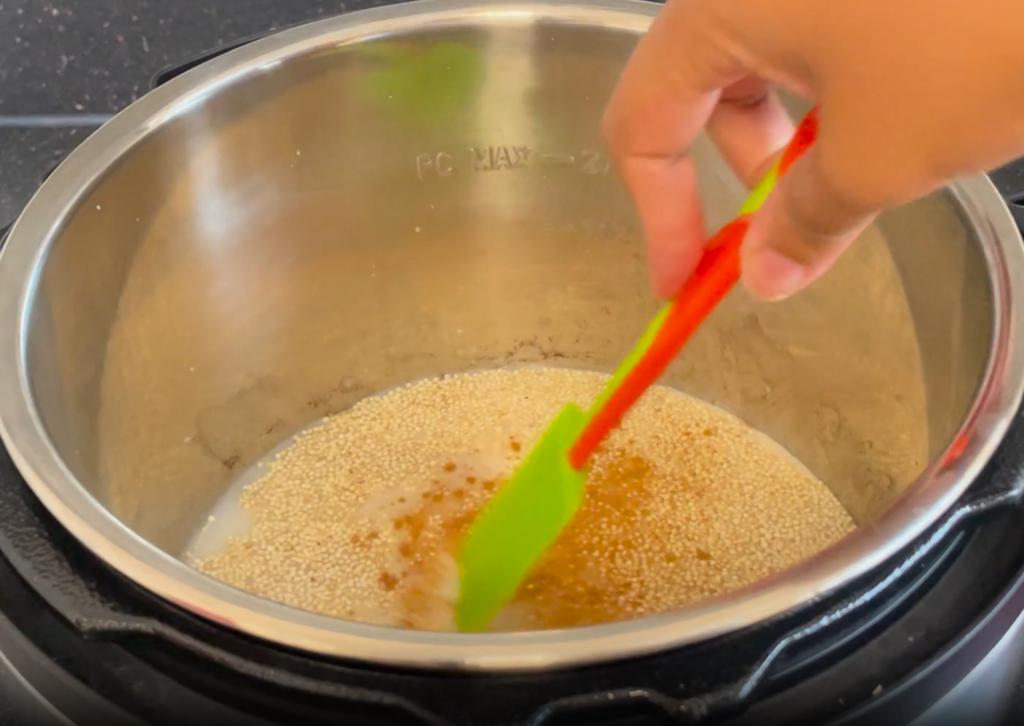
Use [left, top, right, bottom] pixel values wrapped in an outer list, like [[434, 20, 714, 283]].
[[185, 432, 300, 561]]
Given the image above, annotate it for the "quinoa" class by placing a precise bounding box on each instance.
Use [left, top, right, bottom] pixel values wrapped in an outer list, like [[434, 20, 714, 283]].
[[191, 367, 855, 631]]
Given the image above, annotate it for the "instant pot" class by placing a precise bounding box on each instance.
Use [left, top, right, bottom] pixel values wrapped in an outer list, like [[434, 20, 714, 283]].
[[3, 1, 1024, 723]]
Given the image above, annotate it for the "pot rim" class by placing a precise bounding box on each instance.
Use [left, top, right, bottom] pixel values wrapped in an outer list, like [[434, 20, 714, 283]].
[[1, 0, 1022, 672]]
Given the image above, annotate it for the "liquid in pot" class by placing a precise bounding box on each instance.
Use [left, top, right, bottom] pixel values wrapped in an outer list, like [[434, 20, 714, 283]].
[[189, 367, 854, 630]]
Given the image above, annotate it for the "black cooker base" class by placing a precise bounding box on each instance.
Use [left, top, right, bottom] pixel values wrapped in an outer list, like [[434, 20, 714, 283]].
[[2, 437, 1024, 726]]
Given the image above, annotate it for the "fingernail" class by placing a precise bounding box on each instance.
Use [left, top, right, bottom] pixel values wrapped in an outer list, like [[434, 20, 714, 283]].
[[742, 248, 810, 301]]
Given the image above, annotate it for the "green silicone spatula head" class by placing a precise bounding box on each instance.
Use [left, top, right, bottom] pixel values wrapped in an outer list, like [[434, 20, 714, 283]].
[[452, 306, 680, 632], [453, 404, 588, 632], [453, 109, 820, 633]]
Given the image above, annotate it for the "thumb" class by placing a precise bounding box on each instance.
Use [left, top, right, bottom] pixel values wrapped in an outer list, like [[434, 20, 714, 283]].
[[740, 140, 877, 301]]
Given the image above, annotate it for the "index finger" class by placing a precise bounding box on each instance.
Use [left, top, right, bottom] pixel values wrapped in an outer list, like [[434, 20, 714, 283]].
[[602, 0, 790, 297]]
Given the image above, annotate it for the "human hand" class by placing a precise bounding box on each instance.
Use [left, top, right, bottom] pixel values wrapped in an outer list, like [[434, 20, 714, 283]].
[[603, 0, 1024, 301]]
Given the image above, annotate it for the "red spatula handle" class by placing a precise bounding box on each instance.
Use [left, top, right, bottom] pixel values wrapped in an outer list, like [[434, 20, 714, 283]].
[[567, 217, 749, 469], [567, 108, 820, 470]]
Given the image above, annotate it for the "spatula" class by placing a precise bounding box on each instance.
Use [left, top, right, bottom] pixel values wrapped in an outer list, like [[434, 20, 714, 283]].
[[454, 109, 820, 632]]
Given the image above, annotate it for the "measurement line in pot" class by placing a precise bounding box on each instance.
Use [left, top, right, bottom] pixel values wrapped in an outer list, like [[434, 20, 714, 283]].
[[538, 153, 576, 164]]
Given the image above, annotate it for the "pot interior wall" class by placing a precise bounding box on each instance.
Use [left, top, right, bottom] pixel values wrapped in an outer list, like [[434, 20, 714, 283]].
[[23, 20, 991, 556]]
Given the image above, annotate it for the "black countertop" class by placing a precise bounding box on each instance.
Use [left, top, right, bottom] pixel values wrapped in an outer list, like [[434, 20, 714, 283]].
[[1, 0, 1024, 721], [0, 0, 385, 227]]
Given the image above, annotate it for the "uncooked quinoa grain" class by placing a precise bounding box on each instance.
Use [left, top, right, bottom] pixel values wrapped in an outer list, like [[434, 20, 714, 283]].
[[192, 367, 855, 630]]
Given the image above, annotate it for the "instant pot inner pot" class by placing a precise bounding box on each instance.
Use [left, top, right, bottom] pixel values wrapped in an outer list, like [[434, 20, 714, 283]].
[[24, 21, 992, 626]]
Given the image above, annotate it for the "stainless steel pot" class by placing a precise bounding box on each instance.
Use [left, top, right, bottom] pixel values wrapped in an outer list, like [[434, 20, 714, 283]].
[[0, 0, 1022, 672]]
